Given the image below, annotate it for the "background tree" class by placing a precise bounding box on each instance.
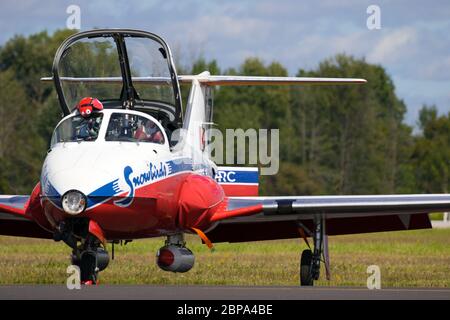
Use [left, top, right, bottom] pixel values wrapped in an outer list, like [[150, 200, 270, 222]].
[[0, 30, 75, 193], [413, 105, 450, 193], [0, 30, 447, 198]]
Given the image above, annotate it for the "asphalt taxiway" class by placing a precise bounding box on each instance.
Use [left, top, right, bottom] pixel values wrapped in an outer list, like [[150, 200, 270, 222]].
[[0, 285, 449, 300]]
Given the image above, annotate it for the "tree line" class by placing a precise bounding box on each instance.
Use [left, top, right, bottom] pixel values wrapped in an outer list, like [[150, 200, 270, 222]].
[[0, 30, 448, 196]]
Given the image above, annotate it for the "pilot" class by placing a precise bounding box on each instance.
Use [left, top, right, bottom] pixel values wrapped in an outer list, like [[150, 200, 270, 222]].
[[134, 119, 164, 144], [76, 97, 104, 141], [77, 97, 104, 117]]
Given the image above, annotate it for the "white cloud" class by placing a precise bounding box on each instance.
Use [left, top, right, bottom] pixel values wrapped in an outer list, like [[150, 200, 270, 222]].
[[367, 27, 417, 63], [0, 0, 449, 126]]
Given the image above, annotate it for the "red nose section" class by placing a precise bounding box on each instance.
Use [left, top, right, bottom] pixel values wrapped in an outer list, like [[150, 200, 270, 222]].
[[157, 249, 175, 267], [178, 174, 225, 230]]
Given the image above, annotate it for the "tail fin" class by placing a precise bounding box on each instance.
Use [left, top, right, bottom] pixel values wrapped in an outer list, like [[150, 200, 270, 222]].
[[178, 72, 213, 158]]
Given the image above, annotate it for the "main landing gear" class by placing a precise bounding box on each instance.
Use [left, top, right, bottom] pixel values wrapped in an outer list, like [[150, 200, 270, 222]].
[[54, 219, 109, 285], [299, 216, 330, 286]]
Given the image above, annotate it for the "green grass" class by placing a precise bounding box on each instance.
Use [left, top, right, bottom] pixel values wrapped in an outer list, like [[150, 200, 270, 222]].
[[0, 229, 449, 287], [429, 213, 444, 220]]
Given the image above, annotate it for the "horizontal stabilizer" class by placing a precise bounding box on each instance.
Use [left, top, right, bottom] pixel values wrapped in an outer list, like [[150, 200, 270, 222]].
[[41, 75, 367, 86], [179, 75, 367, 86]]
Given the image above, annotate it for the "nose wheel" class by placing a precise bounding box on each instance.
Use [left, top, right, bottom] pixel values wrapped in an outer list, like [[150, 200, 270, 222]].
[[71, 245, 109, 285], [55, 220, 109, 285]]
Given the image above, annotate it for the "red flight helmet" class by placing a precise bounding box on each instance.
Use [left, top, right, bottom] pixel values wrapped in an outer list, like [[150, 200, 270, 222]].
[[77, 97, 103, 117]]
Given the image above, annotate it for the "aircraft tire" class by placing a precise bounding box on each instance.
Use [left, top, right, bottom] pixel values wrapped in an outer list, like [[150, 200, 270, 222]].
[[300, 249, 314, 286]]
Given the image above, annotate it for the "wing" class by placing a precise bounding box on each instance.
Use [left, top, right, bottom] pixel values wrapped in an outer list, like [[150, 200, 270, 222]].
[[0, 195, 52, 239], [205, 194, 448, 243]]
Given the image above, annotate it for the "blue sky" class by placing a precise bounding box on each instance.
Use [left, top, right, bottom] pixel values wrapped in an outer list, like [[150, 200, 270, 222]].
[[1, 0, 449, 126]]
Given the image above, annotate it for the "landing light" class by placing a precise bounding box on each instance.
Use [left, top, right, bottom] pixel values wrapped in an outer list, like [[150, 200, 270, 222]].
[[62, 190, 86, 215]]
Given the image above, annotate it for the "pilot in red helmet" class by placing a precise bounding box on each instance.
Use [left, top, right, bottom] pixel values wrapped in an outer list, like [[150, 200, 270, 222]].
[[76, 97, 104, 141], [77, 97, 103, 117]]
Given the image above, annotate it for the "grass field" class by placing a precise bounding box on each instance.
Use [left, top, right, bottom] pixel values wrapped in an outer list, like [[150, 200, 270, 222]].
[[430, 213, 445, 220], [0, 229, 449, 287]]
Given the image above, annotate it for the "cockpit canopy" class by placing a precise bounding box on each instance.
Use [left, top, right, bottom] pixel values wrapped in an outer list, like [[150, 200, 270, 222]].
[[51, 110, 167, 147], [53, 30, 182, 132]]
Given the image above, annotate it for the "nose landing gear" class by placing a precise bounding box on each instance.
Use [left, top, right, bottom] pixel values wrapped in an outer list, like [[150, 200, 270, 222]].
[[71, 236, 109, 284], [54, 219, 109, 285]]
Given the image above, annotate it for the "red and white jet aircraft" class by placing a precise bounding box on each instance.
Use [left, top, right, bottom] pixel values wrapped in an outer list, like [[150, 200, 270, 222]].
[[1, 29, 448, 285]]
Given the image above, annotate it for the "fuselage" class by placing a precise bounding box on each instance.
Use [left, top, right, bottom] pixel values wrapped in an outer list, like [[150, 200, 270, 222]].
[[39, 109, 224, 240]]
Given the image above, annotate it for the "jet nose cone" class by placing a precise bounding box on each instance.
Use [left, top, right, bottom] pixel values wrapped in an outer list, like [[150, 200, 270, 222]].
[[42, 143, 109, 196], [45, 166, 111, 198]]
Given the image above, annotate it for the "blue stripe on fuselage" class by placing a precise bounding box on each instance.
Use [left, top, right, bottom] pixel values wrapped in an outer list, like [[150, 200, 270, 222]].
[[215, 168, 259, 184], [87, 178, 123, 208], [85, 158, 193, 209]]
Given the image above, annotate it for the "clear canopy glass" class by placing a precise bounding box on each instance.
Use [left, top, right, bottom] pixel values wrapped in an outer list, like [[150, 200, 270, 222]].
[[105, 113, 165, 144], [56, 31, 178, 122], [51, 114, 103, 145]]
